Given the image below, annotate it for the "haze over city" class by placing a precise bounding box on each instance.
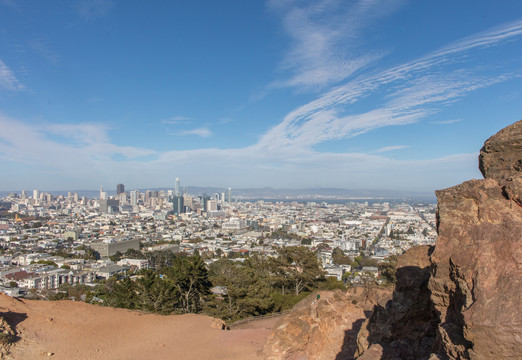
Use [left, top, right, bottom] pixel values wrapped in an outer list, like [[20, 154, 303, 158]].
[[1, 0, 521, 192]]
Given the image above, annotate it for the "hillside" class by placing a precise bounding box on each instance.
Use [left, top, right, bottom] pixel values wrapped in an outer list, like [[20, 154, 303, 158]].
[[0, 294, 274, 360]]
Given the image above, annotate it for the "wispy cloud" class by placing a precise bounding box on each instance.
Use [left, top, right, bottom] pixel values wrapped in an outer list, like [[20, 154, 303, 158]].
[[0, 111, 479, 191], [0, 12, 520, 191], [0, 60, 24, 92], [219, 117, 234, 124], [255, 20, 522, 153], [44, 123, 111, 144], [268, 0, 403, 89], [162, 117, 212, 137], [87, 97, 104, 103], [374, 145, 409, 153], [178, 127, 212, 138], [0, 115, 155, 172], [162, 115, 192, 125], [75, 0, 114, 21], [432, 119, 462, 125]]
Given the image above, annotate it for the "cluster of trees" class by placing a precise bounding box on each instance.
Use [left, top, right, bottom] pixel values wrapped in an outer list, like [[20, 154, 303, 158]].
[[267, 229, 302, 241], [46, 245, 399, 321], [95, 255, 211, 314], [206, 246, 331, 321], [331, 248, 379, 269], [58, 246, 336, 321]]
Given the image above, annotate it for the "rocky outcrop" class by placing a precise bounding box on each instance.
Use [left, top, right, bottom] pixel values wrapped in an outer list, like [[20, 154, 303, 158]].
[[354, 120, 522, 360], [355, 245, 438, 359], [262, 288, 391, 360], [263, 120, 522, 360], [478, 120, 522, 206], [431, 123, 522, 359]]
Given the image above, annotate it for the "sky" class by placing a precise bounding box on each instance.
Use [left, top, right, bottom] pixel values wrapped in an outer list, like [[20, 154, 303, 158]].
[[0, 0, 521, 193]]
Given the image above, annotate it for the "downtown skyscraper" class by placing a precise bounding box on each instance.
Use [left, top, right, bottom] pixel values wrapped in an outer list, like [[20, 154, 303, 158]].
[[175, 177, 181, 196], [173, 177, 184, 215]]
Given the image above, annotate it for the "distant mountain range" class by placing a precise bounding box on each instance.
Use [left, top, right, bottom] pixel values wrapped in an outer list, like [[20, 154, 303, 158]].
[[1, 187, 436, 201], [184, 186, 435, 200]]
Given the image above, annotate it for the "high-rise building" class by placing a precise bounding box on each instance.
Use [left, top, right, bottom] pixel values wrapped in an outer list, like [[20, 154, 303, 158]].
[[117, 184, 125, 195], [173, 195, 184, 215], [207, 199, 218, 211], [33, 189, 39, 202], [100, 199, 119, 213], [130, 190, 139, 206], [175, 177, 181, 196], [200, 194, 211, 211], [99, 185, 107, 200], [227, 188, 232, 203]]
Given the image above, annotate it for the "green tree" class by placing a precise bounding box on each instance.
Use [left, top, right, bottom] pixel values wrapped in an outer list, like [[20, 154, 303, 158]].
[[277, 246, 325, 296], [208, 257, 274, 320], [135, 270, 178, 314], [103, 277, 138, 309], [165, 255, 211, 313], [332, 247, 351, 265], [125, 248, 146, 259], [378, 255, 398, 284], [317, 276, 346, 291], [109, 251, 123, 262]]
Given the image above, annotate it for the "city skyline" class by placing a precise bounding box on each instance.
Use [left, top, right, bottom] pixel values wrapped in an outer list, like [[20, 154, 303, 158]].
[[1, 1, 522, 192]]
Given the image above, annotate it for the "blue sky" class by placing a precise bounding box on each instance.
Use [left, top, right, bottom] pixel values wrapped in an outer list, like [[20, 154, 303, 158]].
[[0, 0, 521, 193]]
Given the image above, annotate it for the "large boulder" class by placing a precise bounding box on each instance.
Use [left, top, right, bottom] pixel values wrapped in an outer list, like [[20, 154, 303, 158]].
[[262, 288, 391, 360], [265, 120, 522, 360], [354, 120, 522, 360], [478, 120, 522, 206], [431, 120, 522, 359]]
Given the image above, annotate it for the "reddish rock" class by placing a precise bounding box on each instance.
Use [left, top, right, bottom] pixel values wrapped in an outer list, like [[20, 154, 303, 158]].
[[430, 120, 522, 359], [262, 288, 391, 360], [432, 179, 522, 359], [267, 121, 522, 360], [478, 119, 522, 206], [355, 245, 438, 359]]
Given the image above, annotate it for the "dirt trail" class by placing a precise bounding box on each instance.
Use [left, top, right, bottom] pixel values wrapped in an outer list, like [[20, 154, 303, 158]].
[[0, 294, 274, 360]]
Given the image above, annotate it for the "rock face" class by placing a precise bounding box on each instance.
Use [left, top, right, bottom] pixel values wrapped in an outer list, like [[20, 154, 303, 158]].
[[431, 122, 522, 359], [478, 120, 522, 206], [262, 288, 391, 360], [264, 120, 522, 360], [355, 245, 438, 359], [354, 120, 522, 360]]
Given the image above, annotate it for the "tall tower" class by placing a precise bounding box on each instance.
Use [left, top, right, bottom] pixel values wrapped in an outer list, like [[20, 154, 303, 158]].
[[99, 185, 107, 200], [175, 177, 181, 196], [130, 190, 138, 206], [117, 184, 125, 195], [227, 188, 232, 203], [173, 195, 184, 215]]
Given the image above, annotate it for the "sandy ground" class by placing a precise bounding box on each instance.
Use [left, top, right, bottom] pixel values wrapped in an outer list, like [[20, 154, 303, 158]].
[[0, 294, 277, 360]]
